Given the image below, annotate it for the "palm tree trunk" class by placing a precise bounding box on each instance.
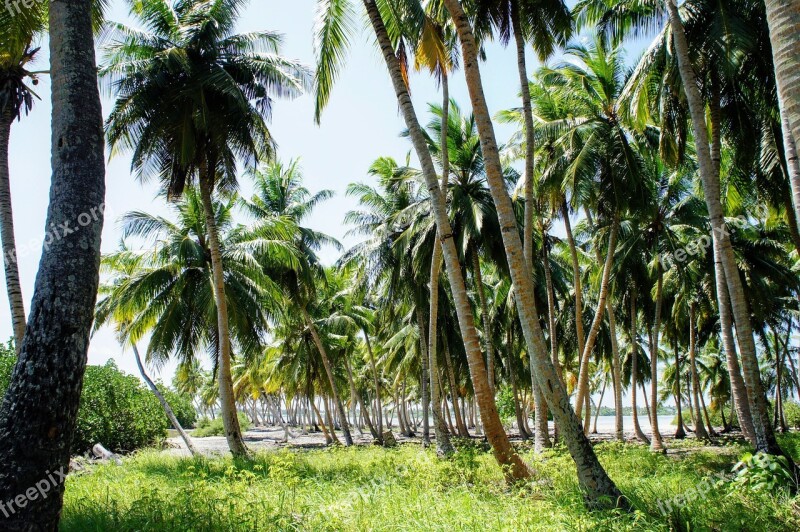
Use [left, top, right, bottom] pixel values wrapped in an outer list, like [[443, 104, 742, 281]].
[[592, 378, 607, 434], [649, 265, 666, 452], [630, 289, 650, 444], [765, 0, 800, 227], [666, 0, 784, 458], [561, 202, 584, 384], [471, 251, 497, 398], [343, 354, 363, 437], [443, 0, 623, 503], [540, 230, 558, 444], [513, 1, 552, 451], [198, 177, 248, 457], [443, 341, 470, 437], [507, 327, 530, 439], [417, 307, 431, 446], [780, 113, 800, 238], [303, 307, 353, 446], [0, 112, 26, 352], [363, 330, 384, 440], [364, 0, 530, 476], [133, 344, 198, 455], [674, 343, 686, 439], [0, 1, 105, 525], [688, 305, 709, 440], [606, 298, 624, 442], [575, 215, 620, 425]]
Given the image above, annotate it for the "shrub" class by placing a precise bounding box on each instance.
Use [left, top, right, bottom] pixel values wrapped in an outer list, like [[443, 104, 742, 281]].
[[730, 451, 797, 494], [157, 384, 198, 428], [72, 361, 167, 454], [783, 400, 800, 430], [193, 412, 251, 437]]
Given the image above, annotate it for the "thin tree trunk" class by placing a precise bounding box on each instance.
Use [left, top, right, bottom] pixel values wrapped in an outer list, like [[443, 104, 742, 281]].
[[765, 0, 800, 229], [630, 289, 650, 444], [688, 305, 709, 440], [649, 265, 665, 452], [575, 215, 620, 424], [303, 307, 353, 446], [443, 0, 622, 503], [364, 0, 527, 475], [0, 112, 25, 352], [443, 341, 470, 437], [133, 344, 199, 455], [674, 343, 686, 440], [507, 327, 530, 439], [0, 1, 106, 525], [592, 378, 607, 434], [363, 330, 383, 441], [666, 0, 784, 459], [199, 177, 248, 457], [472, 251, 497, 398], [417, 307, 431, 446], [606, 298, 624, 442], [562, 201, 583, 386], [343, 354, 363, 436], [540, 228, 557, 446]]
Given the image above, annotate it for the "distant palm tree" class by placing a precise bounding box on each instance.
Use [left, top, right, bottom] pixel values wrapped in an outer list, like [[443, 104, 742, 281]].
[[101, 0, 310, 456]]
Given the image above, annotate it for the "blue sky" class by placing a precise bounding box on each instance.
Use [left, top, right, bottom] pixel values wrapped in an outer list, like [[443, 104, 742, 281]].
[[3, 1, 652, 403]]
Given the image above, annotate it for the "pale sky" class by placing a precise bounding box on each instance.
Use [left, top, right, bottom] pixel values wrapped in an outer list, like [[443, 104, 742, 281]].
[[3, 1, 652, 406]]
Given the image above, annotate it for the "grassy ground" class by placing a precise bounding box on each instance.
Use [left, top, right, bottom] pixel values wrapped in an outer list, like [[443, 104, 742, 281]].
[[61, 434, 800, 531]]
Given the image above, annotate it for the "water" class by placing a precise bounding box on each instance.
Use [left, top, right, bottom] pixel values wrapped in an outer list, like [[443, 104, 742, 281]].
[[586, 415, 676, 434]]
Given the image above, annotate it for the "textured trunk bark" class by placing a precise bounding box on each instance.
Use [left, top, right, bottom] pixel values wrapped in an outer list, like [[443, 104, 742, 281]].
[[0, 1, 105, 526], [630, 289, 650, 445], [780, 114, 800, 239], [540, 229, 557, 447], [199, 177, 248, 457], [667, 0, 783, 458], [0, 112, 26, 352], [766, 0, 800, 227], [443, 342, 470, 437], [561, 202, 584, 384], [343, 354, 363, 435], [303, 308, 352, 445], [363, 0, 529, 477], [444, 0, 622, 503], [133, 344, 198, 455], [606, 299, 624, 442], [649, 265, 666, 452], [507, 328, 530, 439], [575, 215, 620, 423], [417, 307, 431, 446]]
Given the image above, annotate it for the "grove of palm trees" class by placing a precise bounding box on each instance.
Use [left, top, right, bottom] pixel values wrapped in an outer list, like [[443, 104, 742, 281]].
[[1, 0, 800, 529]]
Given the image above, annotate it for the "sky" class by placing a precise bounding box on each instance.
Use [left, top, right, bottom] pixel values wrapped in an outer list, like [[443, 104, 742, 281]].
[[3, 1, 653, 405]]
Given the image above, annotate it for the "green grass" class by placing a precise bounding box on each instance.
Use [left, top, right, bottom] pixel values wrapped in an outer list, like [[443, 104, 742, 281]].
[[61, 435, 800, 531]]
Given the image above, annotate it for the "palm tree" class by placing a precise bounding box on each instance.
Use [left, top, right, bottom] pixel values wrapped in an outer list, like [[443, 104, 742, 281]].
[[101, 0, 309, 457], [0, 0, 106, 527], [241, 159, 354, 445], [316, 0, 529, 479]]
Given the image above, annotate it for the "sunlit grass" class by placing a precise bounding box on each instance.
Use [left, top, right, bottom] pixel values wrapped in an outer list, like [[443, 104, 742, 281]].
[[61, 434, 800, 531]]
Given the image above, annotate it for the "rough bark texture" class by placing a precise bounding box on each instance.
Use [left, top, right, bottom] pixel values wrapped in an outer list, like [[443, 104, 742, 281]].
[[443, 0, 623, 504], [666, 0, 783, 457], [303, 308, 353, 446], [133, 344, 198, 455], [472, 251, 497, 399], [199, 178, 248, 457], [364, 331, 383, 441], [0, 1, 105, 527], [766, 0, 800, 226], [0, 112, 26, 351], [363, 0, 528, 479], [630, 290, 651, 445], [418, 308, 431, 446]]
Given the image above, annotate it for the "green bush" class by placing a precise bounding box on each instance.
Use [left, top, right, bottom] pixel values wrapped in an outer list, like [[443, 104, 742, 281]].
[[73, 361, 167, 453], [0, 342, 14, 394], [193, 412, 251, 437], [783, 400, 800, 430], [157, 384, 197, 428]]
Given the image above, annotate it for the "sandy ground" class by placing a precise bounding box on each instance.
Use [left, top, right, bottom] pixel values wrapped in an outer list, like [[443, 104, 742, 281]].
[[165, 421, 733, 457]]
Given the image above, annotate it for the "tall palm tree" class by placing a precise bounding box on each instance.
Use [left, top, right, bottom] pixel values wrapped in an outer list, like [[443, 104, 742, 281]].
[[440, 0, 623, 504], [101, 0, 309, 456], [316, 0, 530, 480], [0, 0, 106, 527]]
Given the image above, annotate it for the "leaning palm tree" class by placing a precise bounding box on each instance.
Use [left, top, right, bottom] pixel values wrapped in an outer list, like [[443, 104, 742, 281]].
[[316, 0, 529, 480], [101, 0, 310, 457], [0, 0, 106, 527]]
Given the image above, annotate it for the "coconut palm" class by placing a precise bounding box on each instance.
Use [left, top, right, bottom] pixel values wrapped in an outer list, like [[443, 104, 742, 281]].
[[0, 0, 106, 527], [101, 0, 310, 456]]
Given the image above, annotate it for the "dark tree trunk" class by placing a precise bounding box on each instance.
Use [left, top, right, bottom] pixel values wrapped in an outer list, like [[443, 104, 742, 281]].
[[0, 1, 106, 528]]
